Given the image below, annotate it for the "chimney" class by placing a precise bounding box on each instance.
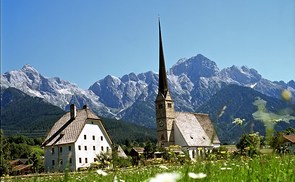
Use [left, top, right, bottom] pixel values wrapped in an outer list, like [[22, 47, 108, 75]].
[[70, 104, 77, 119], [83, 105, 88, 109]]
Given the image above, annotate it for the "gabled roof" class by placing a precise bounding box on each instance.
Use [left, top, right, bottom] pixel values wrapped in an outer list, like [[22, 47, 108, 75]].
[[174, 112, 220, 147], [283, 134, 295, 143], [42, 106, 112, 147]]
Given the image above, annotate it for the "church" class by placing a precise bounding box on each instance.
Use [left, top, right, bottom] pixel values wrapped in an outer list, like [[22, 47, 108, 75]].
[[155, 21, 220, 159]]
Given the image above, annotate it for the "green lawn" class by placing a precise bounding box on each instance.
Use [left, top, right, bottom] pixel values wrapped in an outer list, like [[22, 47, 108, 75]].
[[3, 154, 295, 182]]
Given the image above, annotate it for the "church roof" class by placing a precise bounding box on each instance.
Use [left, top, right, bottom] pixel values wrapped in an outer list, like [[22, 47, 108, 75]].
[[42, 106, 112, 147], [174, 112, 220, 147]]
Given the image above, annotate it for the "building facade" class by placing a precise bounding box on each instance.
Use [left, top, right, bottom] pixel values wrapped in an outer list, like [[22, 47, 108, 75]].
[[43, 104, 112, 172]]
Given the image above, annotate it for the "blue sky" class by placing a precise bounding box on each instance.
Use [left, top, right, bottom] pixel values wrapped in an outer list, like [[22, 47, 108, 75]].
[[2, 0, 295, 89]]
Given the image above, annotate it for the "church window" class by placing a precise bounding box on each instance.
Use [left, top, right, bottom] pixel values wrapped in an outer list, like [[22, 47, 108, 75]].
[[52, 160, 55, 166], [101, 136, 103, 141], [84, 146, 87, 151], [168, 103, 172, 108], [92, 135, 95, 140], [85, 158, 88, 163], [59, 159, 63, 165], [93, 146, 96, 150], [51, 148, 55, 154], [107, 147, 109, 152], [84, 135, 87, 140], [59, 147, 62, 153], [68, 146, 71, 151], [78, 145, 81, 150], [101, 146, 104, 151], [79, 158, 82, 163], [69, 158, 72, 164]]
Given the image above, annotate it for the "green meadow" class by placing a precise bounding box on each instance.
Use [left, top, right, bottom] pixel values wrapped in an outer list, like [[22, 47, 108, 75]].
[[3, 154, 294, 182]]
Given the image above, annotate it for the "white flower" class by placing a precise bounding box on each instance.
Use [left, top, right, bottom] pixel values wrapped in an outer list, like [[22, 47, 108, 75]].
[[159, 165, 168, 170], [114, 176, 125, 182], [220, 167, 232, 170], [149, 172, 181, 182], [188, 172, 207, 179], [96, 169, 107, 176]]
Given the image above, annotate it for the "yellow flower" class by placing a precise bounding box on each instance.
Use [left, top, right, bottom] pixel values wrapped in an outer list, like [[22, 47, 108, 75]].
[[281, 89, 292, 102]]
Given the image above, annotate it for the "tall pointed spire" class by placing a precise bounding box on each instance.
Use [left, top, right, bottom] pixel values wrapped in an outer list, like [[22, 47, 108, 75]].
[[158, 19, 169, 97]]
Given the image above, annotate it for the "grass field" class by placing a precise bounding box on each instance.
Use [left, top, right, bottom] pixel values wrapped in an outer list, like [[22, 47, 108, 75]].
[[2, 154, 294, 182]]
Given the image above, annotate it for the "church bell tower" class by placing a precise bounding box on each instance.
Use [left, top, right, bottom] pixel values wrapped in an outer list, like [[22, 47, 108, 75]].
[[155, 20, 175, 147]]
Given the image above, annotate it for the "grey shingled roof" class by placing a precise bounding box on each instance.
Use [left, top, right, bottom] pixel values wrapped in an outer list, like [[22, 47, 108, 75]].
[[43, 107, 112, 147], [194, 114, 220, 144], [175, 112, 220, 147]]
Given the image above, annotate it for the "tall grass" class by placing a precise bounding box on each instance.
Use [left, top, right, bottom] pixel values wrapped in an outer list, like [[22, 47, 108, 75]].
[[2, 154, 294, 182]]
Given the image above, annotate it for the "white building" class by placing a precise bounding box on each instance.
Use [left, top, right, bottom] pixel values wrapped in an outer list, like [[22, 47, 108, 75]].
[[42, 104, 112, 172], [156, 20, 220, 159]]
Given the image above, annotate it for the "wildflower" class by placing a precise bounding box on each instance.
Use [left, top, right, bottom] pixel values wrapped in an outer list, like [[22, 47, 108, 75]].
[[218, 105, 227, 117], [159, 165, 169, 170], [232, 118, 244, 126], [96, 169, 107, 176], [114, 176, 125, 182], [149, 172, 181, 182], [188, 172, 207, 179], [281, 89, 292, 102], [220, 167, 232, 170]]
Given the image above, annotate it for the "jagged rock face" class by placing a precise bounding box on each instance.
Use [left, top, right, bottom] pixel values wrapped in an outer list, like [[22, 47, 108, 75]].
[[2, 54, 294, 127], [169, 54, 220, 82]]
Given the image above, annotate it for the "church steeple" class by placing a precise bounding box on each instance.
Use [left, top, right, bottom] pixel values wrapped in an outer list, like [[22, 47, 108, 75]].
[[155, 19, 175, 147], [158, 20, 169, 97]]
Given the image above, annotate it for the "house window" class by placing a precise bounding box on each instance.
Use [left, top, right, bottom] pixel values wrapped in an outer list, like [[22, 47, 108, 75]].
[[84, 135, 87, 140], [51, 148, 55, 154], [101, 136, 103, 141], [52, 160, 55, 166], [84, 146, 87, 151], [93, 146, 96, 150], [69, 158, 72, 164], [79, 158, 82, 163], [107, 147, 109, 152], [68, 146, 71, 151], [85, 158, 88, 163], [101, 146, 104, 151], [78, 145, 81, 150], [168, 103, 172, 108], [59, 147, 63, 153], [92, 135, 95, 140]]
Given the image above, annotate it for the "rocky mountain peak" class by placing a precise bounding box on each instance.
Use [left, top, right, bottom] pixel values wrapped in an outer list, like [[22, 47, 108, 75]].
[[220, 65, 262, 85], [169, 54, 219, 82]]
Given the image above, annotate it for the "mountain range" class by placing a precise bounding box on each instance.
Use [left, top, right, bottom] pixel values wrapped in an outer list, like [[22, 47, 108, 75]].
[[2, 54, 294, 143]]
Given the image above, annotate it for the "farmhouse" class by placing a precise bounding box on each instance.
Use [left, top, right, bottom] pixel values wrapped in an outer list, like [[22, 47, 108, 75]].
[[282, 134, 295, 154], [42, 104, 112, 172], [155, 20, 220, 159]]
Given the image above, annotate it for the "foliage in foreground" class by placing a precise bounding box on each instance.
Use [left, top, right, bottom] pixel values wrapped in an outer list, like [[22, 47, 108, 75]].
[[2, 154, 294, 182]]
